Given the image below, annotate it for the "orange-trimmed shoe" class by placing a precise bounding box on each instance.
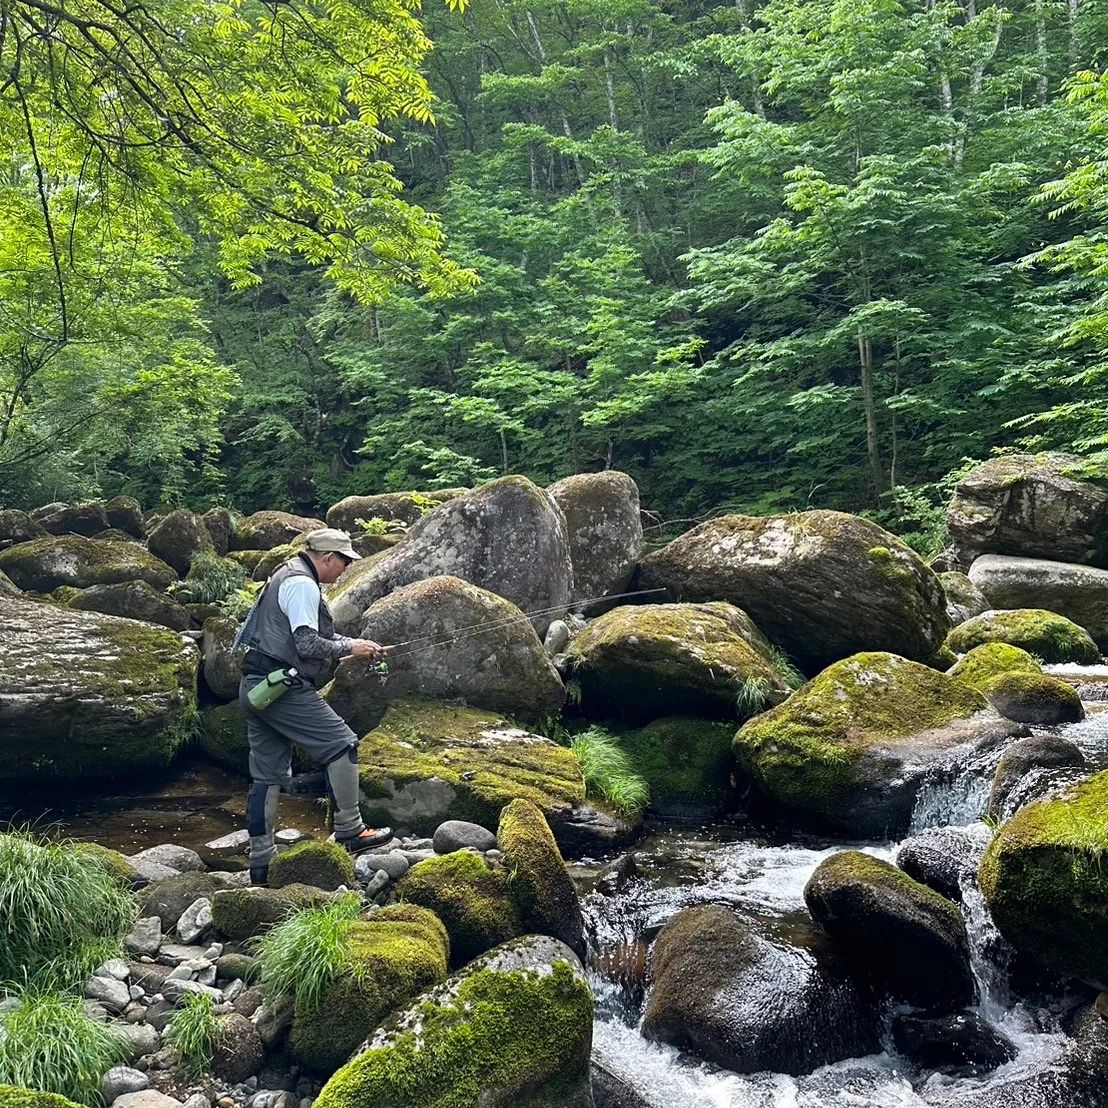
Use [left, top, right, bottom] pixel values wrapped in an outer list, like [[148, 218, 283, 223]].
[[336, 826, 393, 854]]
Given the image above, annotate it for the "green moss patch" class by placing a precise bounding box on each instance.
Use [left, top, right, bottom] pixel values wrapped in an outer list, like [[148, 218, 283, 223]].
[[270, 841, 356, 892], [980, 771, 1108, 983], [0, 1087, 84, 1108], [949, 642, 1041, 693], [397, 851, 521, 966], [211, 884, 332, 940], [946, 609, 1100, 664]]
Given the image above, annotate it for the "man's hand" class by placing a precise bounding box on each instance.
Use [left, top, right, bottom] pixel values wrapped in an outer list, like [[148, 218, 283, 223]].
[[350, 639, 387, 660]]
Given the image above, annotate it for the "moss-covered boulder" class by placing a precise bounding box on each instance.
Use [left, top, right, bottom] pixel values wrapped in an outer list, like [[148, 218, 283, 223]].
[[615, 716, 738, 819], [200, 616, 241, 700], [227, 549, 267, 574], [201, 506, 235, 555], [948, 452, 1108, 568], [733, 652, 1017, 835], [199, 701, 249, 776], [0, 597, 199, 779], [289, 904, 449, 1074], [980, 771, 1108, 984], [397, 850, 522, 966], [176, 552, 247, 606], [641, 905, 878, 1076], [147, 509, 214, 575], [0, 509, 45, 550], [211, 884, 332, 939], [31, 500, 110, 537], [140, 871, 233, 929], [805, 851, 975, 1011], [232, 510, 325, 552], [314, 935, 594, 1108], [0, 534, 176, 591], [67, 580, 190, 631], [348, 699, 631, 853], [939, 570, 990, 627], [639, 511, 950, 672], [270, 840, 356, 891], [0, 1087, 84, 1108], [325, 490, 463, 533], [946, 607, 1100, 663], [327, 576, 564, 733], [948, 642, 1042, 691], [498, 799, 584, 958], [547, 471, 642, 610], [969, 553, 1108, 650], [986, 734, 1086, 820], [983, 671, 1084, 725], [327, 476, 574, 638], [566, 602, 790, 722], [74, 841, 137, 886]]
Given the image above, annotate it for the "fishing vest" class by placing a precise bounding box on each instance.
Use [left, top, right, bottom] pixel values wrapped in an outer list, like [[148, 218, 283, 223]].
[[235, 555, 335, 681]]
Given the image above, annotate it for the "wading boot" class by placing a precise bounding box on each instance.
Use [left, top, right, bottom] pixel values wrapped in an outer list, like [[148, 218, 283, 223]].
[[249, 864, 270, 887], [336, 827, 393, 855]]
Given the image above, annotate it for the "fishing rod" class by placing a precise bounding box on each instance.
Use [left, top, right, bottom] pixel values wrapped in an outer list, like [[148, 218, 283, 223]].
[[368, 586, 669, 667]]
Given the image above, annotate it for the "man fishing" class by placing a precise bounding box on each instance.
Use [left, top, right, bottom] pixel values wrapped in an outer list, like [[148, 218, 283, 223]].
[[235, 527, 393, 886]]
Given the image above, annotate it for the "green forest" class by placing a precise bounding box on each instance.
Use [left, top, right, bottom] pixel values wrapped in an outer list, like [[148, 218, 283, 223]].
[[4, 0, 1108, 550]]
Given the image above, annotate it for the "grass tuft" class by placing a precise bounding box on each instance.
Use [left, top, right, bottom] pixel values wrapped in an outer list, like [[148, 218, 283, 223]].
[[0, 830, 135, 991], [174, 551, 247, 605], [165, 991, 221, 1076], [0, 991, 128, 1105], [570, 727, 650, 817], [734, 675, 772, 717], [769, 645, 805, 689], [253, 893, 362, 1013]]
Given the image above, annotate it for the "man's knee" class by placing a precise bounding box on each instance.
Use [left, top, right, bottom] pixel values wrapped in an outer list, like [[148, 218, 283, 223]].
[[323, 742, 359, 768]]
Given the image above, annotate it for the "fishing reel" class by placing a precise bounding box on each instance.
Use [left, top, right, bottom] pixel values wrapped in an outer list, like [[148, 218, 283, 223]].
[[370, 659, 390, 685]]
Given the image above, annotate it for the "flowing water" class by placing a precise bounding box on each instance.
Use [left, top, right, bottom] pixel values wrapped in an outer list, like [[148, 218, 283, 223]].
[[577, 691, 1108, 1108]]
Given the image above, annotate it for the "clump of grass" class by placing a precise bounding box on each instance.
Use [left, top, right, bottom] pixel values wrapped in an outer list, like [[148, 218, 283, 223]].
[[570, 727, 650, 818], [253, 893, 362, 1013], [175, 552, 247, 605], [165, 991, 221, 1076], [769, 645, 805, 690], [0, 991, 128, 1104], [734, 675, 772, 718], [219, 580, 262, 622], [0, 830, 135, 991]]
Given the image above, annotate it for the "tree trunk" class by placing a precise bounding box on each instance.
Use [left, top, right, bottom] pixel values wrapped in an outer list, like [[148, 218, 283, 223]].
[[857, 326, 887, 499]]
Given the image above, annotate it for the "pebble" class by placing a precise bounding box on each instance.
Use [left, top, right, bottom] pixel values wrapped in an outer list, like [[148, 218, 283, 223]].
[[97, 958, 131, 982], [182, 1096, 211, 1108], [399, 849, 435, 866], [125, 917, 163, 957], [223, 979, 246, 1003], [204, 942, 224, 960], [126, 1009, 148, 1026], [253, 997, 294, 1049], [129, 844, 205, 873], [485, 849, 502, 862], [162, 978, 224, 1003], [219, 1099, 235, 1108], [363, 870, 389, 897], [368, 851, 409, 880], [158, 943, 209, 966], [176, 898, 213, 944], [399, 837, 433, 851], [126, 858, 179, 886], [86, 975, 130, 1012], [274, 829, 306, 844], [113, 1092, 184, 1108], [129, 985, 146, 1001], [101, 1065, 149, 1103], [205, 830, 250, 852], [115, 1022, 160, 1059]]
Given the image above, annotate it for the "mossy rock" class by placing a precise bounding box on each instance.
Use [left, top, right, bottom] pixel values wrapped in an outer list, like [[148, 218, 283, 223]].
[[733, 652, 1009, 836], [949, 642, 1042, 693], [147, 508, 214, 575], [946, 608, 1100, 664], [498, 799, 584, 957], [232, 510, 325, 551], [805, 851, 975, 1011], [0, 1087, 84, 1108], [396, 850, 522, 966], [313, 935, 594, 1108], [227, 549, 267, 573], [350, 699, 585, 840], [980, 771, 1108, 984], [0, 597, 199, 780], [211, 884, 332, 940], [270, 840, 356, 892], [74, 841, 136, 886], [253, 539, 308, 582], [290, 904, 449, 1074], [639, 510, 950, 673], [325, 491, 463, 533], [983, 671, 1084, 725], [987, 735, 1086, 820], [68, 579, 191, 631], [939, 570, 990, 627], [0, 534, 176, 591], [199, 701, 250, 776], [140, 871, 234, 929], [566, 602, 790, 722], [177, 552, 248, 606], [616, 716, 737, 819]]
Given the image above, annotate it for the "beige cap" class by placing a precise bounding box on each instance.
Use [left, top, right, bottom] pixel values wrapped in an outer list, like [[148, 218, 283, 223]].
[[305, 527, 362, 561]]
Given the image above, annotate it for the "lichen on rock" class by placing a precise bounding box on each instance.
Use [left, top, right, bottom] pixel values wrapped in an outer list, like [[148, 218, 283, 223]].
[[269, 840, 356, 892], [945, 608, 1100, 664]]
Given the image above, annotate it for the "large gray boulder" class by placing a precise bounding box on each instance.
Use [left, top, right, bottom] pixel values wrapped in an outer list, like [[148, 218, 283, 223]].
[[31, 500, 110, 536], [639, 511, 950, 673], [968, 554, 1108, 650], [68, 580, 191, 631], [313, 936, 594, 1108], [325, 490, 463, 533], [0, 534, 176, 592], [548, 471, 642, 609], [328, 476, 574, 638], [201, 506, 235, 555], [0, 509, 45, 550], [103, 496, 145, 538], [565, 602, 790, 721], [147, 509, 213, 575], [939, 570, 990, 627], [641, 905, 878, 1075], [804, 851, 975, 1012], [948, 452, 1108, 568], [326, 576, 564, 731], [0, 596, 199, 779], [200, 616, 241, 700]]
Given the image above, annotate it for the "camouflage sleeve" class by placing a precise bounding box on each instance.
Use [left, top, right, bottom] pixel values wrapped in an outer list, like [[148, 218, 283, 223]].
[[292, 625, 354, 662]]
